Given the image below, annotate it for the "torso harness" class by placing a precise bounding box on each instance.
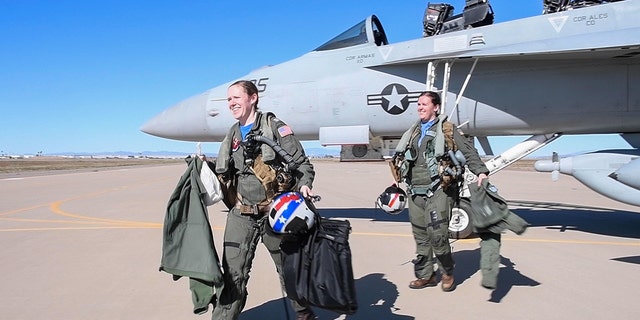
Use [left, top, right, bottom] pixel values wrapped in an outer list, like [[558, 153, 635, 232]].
[[216, 112, 298, 209], [392, 117, 464, 197]]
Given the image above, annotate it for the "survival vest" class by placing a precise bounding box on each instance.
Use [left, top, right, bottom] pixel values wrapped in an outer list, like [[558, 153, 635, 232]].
[[216, 112, 295, 205], [390, 116, 459, 190]]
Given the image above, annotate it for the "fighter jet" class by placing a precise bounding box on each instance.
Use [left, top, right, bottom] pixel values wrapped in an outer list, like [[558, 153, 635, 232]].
[[141, 0, 640, 212]]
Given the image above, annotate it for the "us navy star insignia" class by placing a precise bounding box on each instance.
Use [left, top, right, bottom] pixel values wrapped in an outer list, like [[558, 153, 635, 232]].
[[367, 83, 421, 115]]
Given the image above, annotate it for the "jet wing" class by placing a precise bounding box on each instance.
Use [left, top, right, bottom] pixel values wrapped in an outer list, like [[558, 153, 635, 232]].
[[377, 2, 640, 65]]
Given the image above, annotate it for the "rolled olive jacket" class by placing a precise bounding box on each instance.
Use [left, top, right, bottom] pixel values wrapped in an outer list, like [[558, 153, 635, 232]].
[[160, 156, 223, 314]]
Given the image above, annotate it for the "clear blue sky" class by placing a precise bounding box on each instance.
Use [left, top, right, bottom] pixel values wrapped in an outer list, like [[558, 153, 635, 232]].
[[0, 0, 631, 156]]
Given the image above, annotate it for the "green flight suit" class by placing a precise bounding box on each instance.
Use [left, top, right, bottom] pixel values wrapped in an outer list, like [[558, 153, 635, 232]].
[[402, 118, 489, 280], [213, 111, 315, 320]]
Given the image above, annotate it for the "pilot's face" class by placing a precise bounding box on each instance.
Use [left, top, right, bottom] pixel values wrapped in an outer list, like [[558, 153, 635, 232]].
[[417, 95, 439, 122], [227, 84, 257, 124]]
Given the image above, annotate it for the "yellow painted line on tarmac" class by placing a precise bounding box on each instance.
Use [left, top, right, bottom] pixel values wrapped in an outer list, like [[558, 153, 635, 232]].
[[0, 217, 111, 224], [4, 183, 640, 249], [0, 223, 227, 233], [0, 204, 50, 217], [350, 231, 640, 247], [50, 200, 158, 227], [0, 225, 161, 232], [503, 236, 640, 246], [4, 197, 640, 249], [1, 222, 638, 248], [1, 177, 171, 229], [351, 231, 412, 238]]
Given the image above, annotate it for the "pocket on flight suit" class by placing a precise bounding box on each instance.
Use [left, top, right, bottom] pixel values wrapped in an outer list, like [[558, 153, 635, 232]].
[[223, 211, 260, 272]]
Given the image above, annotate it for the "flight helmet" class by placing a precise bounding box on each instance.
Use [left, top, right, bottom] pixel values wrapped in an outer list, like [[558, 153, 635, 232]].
[[376, 184, 407, 215], [269, 192, 316, 234]]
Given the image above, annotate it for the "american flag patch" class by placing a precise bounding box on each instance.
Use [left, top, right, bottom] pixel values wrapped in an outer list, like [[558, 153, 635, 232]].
[[278, 125, 293, 137]]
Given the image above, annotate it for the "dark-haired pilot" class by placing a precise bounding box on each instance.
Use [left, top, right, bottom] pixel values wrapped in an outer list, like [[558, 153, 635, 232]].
[[393, 91, 489, 292]]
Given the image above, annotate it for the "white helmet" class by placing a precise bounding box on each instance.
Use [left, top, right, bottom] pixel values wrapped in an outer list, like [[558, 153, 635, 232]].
[[269, 192, 316, 234], [376, 184, 407, 215]]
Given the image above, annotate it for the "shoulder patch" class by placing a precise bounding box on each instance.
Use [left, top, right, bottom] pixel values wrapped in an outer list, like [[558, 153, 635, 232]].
[[232, 137, 241, 151], [277, 125, 293, 137]]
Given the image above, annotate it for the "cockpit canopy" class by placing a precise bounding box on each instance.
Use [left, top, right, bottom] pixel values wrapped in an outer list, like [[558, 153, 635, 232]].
[[314, 15, 388, 51]]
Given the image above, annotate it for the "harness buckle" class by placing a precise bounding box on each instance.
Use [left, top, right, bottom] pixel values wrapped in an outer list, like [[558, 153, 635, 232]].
[[237, 202, 269, 216]]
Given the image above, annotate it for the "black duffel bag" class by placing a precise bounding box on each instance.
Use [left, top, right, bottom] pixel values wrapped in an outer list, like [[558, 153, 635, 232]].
[[280, 215, 358, 315]]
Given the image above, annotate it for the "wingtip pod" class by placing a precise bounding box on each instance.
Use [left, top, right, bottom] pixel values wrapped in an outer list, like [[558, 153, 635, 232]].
[[535, 152, 640, 206], [535, 154, 570, 182], [534, 157, 567, 173]]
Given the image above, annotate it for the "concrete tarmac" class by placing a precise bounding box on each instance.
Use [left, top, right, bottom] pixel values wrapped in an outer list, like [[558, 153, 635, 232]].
[[1, 160, 639, 319]]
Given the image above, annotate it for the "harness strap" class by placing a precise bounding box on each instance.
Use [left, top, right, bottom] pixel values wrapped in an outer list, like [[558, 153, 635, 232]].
[[410, 217, 448, 231], [409, 179, 441, 198]]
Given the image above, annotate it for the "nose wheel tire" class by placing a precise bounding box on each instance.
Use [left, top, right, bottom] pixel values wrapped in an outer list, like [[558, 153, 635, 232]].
[[449, 198, 473, 239]]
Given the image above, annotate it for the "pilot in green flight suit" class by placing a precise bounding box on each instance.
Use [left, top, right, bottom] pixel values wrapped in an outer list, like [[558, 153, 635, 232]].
[[395, 91, 489, 292], [213, 80, 317, 320]]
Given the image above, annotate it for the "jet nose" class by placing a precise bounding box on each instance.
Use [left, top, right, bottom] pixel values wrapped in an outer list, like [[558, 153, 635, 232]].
[[141, 91, 215, 141]]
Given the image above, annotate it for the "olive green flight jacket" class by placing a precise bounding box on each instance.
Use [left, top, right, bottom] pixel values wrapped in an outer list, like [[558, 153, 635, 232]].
[[160, 156, 223, 314]]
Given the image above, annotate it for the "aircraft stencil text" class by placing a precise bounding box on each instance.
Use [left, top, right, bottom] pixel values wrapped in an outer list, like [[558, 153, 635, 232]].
[[573, 13, 608, 26], [250, 78, 269, 92], [346, 53, 375, 63]]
